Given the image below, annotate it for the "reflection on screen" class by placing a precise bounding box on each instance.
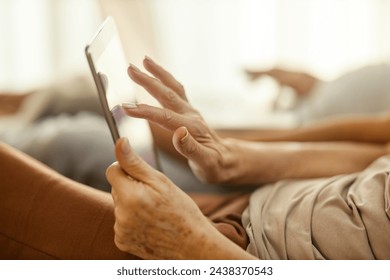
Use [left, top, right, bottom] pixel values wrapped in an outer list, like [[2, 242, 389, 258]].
[[96, 34, 134, 109], [94, 31, 157, 168]]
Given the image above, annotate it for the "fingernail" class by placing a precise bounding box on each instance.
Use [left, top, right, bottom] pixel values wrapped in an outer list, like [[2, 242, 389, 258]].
[[120, 137, 131, 155], [128, 63, 141, 73], [180, 128, 189, 143], [122, 102, 138, 109], [144, 55, 154, 63]]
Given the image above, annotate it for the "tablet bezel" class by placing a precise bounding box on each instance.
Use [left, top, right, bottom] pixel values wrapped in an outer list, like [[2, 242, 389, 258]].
[[85, 17, 120, 142]]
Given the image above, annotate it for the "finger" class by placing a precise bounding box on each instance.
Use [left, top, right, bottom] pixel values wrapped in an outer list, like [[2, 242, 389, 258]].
[[128, 64, 190, 113], [172, 126, 212, 169], [108, 165, 137, 193], [264, 69, 290, 83], [143, 56, 188, 101], [245, 69, 266, 77], [106, 162, 138, 199], [114, 137, 158, 184], [122, 103, 191, 132]]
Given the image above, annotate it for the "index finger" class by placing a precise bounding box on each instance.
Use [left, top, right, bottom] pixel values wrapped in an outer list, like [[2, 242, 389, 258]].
[[143, 56, 187, 101], [122, 103, 196, 135], [128, 64, 191, 114]]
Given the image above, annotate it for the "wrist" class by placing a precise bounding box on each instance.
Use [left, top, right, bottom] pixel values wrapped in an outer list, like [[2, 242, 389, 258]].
[[217, 137, 247, 184], [218, 139, 280, 185], [182, 219, 256, 260]]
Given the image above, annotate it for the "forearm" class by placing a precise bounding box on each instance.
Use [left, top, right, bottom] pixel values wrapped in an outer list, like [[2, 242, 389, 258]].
[[223, 139, 388, 185], [271, 115, 390, 143], [217, 114, 390, 144]]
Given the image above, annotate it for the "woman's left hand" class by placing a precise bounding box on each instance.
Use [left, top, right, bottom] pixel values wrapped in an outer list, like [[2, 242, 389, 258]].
[[106, 137, 218, 259]]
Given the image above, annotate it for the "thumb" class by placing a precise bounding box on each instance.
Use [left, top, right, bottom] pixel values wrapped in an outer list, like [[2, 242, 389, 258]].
[[115, 137, 156, 183], [172, 127, 214, 183], [172, 126, 206, 164], [172, 126, 200, 161]]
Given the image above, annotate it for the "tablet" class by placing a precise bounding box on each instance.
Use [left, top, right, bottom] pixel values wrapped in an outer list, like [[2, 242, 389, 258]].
[[85, 17, 159, 168]]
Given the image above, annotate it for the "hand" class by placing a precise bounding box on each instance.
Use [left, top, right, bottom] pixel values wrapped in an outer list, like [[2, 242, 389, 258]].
[[122, 57, 240, 184], [106, 137, 219, 259], [245, 68, 318, 97]]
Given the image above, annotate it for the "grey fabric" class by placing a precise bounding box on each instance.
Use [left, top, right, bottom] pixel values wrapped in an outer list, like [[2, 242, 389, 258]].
[[1, 112, 114, 191], [297, 64, 390, 123], [0, 76, 115, 191]]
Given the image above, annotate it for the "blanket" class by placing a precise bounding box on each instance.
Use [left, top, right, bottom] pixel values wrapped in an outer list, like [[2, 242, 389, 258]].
[[242, 155, 390, 259]]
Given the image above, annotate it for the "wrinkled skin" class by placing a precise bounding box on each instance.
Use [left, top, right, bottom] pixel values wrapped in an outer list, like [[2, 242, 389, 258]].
[[106, 57, 255, 260], [107, 138, 218, 259]]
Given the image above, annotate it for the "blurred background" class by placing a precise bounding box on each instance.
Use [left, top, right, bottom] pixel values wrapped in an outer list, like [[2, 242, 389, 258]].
[[1, 0, 390, 126], [2, 0, 390, 191]]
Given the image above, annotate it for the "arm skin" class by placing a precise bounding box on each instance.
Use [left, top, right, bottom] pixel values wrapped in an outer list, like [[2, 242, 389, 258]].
[[147, 113, 390, 165], [235, 67, 390, 143], [216, 114, 390, 144], [221, 139, 387, 185], [151, 115, 389, 185]]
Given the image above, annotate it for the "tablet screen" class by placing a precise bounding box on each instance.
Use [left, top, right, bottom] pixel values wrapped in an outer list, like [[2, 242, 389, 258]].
[[86, 17, 158, 168]]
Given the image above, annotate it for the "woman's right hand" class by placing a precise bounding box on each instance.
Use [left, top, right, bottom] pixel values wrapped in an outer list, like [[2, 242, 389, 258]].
[[122, 57, 241, 184]]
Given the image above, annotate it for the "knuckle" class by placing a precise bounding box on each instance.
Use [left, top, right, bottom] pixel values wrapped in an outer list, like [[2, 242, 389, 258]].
[[165, 89, 176, 101], [177, 82, 185, 94], [162, 109, 174, 123], [185, 143, 199, 157], [178, 82, 185, 91], [105, 162, 118, 182], [190, 113, 204, 124], [154, 170, 171, 185]]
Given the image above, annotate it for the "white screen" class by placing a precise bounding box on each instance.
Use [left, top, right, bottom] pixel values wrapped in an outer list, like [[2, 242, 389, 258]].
[[92, 26, 158, 167]]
